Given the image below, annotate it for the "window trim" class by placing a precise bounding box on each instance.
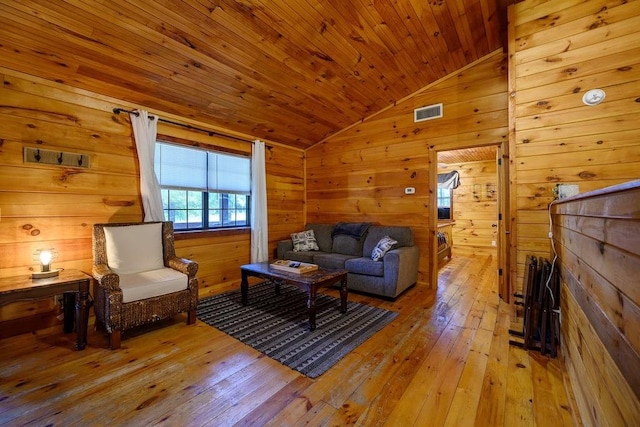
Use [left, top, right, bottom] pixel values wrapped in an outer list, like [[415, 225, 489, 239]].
[[437, 188, 453, 221], [174, 226, 250, 240]]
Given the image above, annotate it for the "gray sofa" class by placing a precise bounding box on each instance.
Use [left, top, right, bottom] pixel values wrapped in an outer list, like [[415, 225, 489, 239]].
[[277, 223, 420, 299]]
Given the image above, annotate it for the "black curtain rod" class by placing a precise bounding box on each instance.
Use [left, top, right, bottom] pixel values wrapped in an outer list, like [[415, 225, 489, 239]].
[[112, 107, 255, 145]]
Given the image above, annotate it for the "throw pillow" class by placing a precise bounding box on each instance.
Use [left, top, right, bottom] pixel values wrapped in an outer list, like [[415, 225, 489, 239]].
[[371, 236, 398, 261], [291, 229, 320, 252]]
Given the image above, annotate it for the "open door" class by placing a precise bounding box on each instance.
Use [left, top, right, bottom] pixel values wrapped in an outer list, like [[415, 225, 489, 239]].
[[497, 141, 511, 302]]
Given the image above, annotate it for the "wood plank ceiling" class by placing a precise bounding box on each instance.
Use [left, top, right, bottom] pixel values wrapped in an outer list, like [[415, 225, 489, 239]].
[[439, 146, 498, 165], [0, 0, 515, 149]]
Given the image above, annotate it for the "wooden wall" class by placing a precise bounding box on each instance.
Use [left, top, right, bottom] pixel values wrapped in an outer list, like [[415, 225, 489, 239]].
[[510, 0, 640, 289], [0, 68, 305, 336], [306, 50, 508, 287], [440, 159, 498, 249], [511, 1, 640, 425], [552, 181, 640, 425]]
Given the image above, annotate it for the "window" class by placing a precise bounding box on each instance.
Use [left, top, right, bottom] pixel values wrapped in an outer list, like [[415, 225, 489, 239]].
[[437, 188, 452, 220], [155, 142, 251, 231]]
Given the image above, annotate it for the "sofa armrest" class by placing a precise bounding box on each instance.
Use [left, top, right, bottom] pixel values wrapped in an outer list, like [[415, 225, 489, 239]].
[[167, 257, 199, 278], [92, 264, 120, 291], [383, 245, 420, 292], [277, 239, 293, 259]]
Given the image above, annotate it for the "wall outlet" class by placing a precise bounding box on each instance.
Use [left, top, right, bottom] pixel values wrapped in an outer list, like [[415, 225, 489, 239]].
[[404, 187, 415, 194], [491, 240, 496, 247], [54, 294, 64, 309], [557, 184, 579, 199]]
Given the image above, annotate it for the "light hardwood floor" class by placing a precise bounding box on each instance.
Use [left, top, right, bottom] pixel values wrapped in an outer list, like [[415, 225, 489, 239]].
[[0, 249, 578, 426]]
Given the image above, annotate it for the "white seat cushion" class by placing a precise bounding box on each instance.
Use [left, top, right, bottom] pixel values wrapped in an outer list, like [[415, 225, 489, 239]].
[[119, 268, 188, 303], [104, 223, 164, 274]]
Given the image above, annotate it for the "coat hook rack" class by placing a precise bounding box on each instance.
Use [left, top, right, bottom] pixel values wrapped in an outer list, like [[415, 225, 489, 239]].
[[24, 147, 90, 169]]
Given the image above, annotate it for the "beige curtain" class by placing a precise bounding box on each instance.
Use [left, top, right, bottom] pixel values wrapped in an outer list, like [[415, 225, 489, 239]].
[[130, 110, 164, 221], [250, 140, 268, 262]]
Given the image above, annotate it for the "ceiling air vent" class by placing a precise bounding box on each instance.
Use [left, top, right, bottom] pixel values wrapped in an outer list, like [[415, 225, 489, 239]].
[[414, 103, 443, 122]]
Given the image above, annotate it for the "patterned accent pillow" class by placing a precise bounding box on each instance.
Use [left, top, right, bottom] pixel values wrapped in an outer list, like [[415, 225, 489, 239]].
[[291, 230, 320, 252], [371, 236, 398, 261]]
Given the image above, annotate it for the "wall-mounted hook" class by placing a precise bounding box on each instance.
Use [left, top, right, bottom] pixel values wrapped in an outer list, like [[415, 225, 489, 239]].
[[25, 147, 90, 168]]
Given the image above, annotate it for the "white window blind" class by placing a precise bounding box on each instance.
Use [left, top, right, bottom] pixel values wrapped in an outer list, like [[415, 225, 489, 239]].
[[155, 142, 250, 194], [208, 152, 251, 195]]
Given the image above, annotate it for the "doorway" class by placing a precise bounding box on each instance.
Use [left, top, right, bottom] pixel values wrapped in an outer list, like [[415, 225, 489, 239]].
[[429, 142, 511, 301]]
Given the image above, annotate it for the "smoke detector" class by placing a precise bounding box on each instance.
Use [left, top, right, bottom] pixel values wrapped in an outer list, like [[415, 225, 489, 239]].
[[582, 89, 605, 106]]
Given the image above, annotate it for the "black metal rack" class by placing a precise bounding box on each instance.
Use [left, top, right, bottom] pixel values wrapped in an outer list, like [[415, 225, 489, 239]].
[[509, 255, 560, 357]]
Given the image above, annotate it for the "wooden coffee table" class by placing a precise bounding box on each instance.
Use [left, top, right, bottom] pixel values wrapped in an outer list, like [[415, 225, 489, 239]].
[[240, 261, 348, 331]]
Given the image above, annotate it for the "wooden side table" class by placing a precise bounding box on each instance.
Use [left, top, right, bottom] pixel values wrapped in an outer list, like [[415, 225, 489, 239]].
[[0, 269, 92, 350]]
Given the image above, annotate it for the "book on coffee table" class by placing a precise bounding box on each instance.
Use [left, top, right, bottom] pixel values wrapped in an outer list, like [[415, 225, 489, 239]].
[[270, 260, 319, 274]]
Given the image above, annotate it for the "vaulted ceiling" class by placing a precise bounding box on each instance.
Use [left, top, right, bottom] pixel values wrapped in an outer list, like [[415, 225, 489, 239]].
[[0, 0, 515, 149]]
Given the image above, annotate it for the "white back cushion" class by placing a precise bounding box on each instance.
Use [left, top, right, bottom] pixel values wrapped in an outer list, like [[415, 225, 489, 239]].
[[103, 223, 164, 274]]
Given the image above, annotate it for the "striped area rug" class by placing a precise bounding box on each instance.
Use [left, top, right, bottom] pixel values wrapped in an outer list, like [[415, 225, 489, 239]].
[[197, 281, 398, 378]]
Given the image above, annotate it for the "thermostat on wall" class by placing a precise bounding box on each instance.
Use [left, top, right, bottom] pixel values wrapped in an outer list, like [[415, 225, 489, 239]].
[[404, 187, 416, 194]]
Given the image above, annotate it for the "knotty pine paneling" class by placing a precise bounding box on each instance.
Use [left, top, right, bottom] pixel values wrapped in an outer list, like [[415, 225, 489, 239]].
[[510, 0, 640, 294], [306, 50, 508, 288], [440, 158, 498, 249], [0, 70, 305, 336], [0, 0, 504, 148], [551, 181, 640, 425]]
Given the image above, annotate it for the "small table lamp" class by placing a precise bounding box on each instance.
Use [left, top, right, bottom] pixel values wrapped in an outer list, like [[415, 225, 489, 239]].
[[32, 249, 60, 279]]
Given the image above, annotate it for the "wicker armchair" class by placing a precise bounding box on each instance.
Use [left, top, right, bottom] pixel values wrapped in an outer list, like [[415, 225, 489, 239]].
[[92, 221, 198, 349]]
